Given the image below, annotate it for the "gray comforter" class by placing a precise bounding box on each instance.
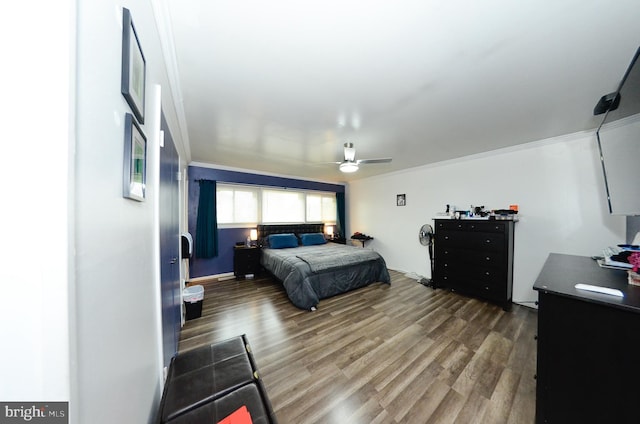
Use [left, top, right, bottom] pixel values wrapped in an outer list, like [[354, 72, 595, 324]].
[[261, 243, 391, 310]]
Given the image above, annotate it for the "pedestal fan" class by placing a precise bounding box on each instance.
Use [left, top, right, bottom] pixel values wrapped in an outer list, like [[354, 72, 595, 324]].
[[419, 224, 435, 287]]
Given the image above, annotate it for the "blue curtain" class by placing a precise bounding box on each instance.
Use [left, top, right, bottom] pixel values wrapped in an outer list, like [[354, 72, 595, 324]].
[[336, 192, 346, 238], [195, 180, 218, 258]]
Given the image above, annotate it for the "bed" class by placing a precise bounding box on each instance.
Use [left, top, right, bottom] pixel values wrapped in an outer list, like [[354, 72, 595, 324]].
[[258, 224, 391, 310]]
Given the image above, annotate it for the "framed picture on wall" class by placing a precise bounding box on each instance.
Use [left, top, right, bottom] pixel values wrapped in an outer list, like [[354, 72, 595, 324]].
[[123, 113, 147, 201], [397, 194, 406, 206], [121, 7, 146, 124]]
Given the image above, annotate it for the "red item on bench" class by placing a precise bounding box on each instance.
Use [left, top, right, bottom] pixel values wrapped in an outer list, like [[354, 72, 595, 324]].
[[218, 405, 252, 424]]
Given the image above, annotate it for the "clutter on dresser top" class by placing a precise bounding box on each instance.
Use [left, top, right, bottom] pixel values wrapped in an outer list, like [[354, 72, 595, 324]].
[[435, 204, 519, 221]]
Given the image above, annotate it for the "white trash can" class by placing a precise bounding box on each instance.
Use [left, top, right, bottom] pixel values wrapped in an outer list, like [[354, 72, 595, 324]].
[[183, 285, 204, 320]]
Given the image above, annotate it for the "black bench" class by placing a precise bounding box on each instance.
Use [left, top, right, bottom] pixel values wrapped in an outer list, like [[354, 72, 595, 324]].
[[156, 334, 277, 423]]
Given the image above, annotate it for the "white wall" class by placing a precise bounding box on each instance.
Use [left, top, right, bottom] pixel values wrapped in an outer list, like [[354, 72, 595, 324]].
[[72, 0, 186, 422], [0, 1, 188, 422], [0, 1, 74, 402], [348, 130, 626, 305]]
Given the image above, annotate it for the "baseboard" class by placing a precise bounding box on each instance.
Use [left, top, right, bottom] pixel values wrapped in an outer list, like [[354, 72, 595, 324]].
[[188, 272, 235, 283]]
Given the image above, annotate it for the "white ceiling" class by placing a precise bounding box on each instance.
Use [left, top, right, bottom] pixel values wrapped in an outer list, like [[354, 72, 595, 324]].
[[161, 0, 640, 183]]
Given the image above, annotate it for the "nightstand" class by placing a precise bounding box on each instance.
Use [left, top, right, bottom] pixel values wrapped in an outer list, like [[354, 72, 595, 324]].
[[233, 246, 261, 278]]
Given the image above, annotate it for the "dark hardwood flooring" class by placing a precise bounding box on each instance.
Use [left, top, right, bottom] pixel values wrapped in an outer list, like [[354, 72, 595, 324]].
[[179, 270, 538, 423]]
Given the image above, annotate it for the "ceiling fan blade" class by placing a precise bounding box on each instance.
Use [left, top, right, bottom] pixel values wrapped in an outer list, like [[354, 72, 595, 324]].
[[357, 158, 392, 164], [312, 162, 343, 166]]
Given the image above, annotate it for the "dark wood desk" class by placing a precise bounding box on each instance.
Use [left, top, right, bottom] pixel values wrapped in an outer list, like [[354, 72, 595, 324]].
[[533, 253, 640, 423]]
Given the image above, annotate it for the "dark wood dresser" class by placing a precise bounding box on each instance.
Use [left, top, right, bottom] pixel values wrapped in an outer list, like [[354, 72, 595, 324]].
[[433, 218, 515, 310], [533, 253, 640, 423]]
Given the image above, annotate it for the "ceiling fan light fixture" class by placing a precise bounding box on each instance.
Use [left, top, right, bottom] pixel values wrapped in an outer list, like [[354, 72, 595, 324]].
[[343, 142, 356, 161], [339, 162, 359, 173]]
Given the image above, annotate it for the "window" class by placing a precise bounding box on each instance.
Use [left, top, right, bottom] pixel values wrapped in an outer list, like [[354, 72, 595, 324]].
[[306, 193, 337, 223], [216, 185, 259, 224], [216, 183, 336, 226], [262, 189, 305, 223]]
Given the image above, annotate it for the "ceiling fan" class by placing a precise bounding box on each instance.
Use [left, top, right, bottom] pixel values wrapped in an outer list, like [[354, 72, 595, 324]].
[[334, 142, 392, 173]]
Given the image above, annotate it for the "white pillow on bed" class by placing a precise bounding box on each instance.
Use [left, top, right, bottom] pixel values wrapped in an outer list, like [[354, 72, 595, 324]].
[[268, 233, 299, 249], [300, 233, 327, 246]]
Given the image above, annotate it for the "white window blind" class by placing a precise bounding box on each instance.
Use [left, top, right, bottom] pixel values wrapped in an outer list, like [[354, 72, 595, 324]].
[[262, 189, 305, 223], [306, 193, 337, 223], [216, 183, 337, 225], [216, 185, 259, 224]]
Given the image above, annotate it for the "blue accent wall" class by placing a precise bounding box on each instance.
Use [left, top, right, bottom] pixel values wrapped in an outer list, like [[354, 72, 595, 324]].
[[188, 166, 345, 278]]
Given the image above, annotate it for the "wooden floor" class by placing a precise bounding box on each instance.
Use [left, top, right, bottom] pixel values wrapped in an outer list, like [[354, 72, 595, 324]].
[[179, 270, 538, 424]]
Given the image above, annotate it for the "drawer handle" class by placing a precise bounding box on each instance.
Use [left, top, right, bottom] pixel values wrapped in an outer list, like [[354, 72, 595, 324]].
[[484, 286, 490, 291], [485, 239, 491, 243], [485, 271, 490, 276], [485, 257, 491, 261], [444, 236, 449, 240]]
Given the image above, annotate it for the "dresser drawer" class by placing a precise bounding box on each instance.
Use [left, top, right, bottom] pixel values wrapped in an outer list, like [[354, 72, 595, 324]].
[[435, 269, 505, 296], [436, 220, 507, 233], [436, 247, 504, 267], [436, 231, 505, 252], [468, 222, 508, 233], [436, 262, 506, 282], [242, 249, 260, 262], [436, 221, 467, 232], [451, 278, 506, 302]]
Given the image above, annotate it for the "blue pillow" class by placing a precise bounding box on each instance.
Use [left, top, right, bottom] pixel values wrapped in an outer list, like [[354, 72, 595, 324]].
[[269, 233, 299, 249], [300, 233, 327, 246]]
